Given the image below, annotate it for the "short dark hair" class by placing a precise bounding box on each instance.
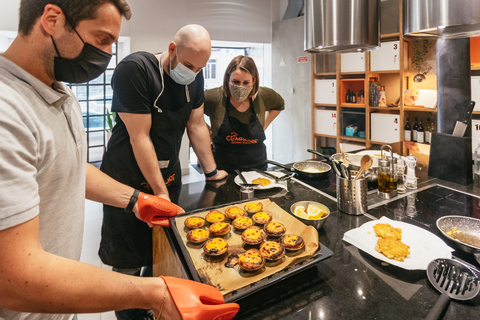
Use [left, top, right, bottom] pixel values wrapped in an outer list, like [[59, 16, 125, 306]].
[[223, 55, 259, 99], [19, 0, 132, 36]]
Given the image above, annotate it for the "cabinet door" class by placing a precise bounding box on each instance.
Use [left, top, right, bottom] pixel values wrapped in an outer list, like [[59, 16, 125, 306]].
[[314, 79, 337, 104], [370, 41, 400, 71], [471, 76, 480, 112], [472, 120, 480, 154], [315, 109, 337, 135], [340, 52, 366, 73], [371, 113, 400, 143]]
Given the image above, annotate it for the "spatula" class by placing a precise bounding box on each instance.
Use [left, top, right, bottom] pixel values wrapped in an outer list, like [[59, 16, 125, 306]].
[[425, 258, 479, 320], [234, 170, 260, 188]]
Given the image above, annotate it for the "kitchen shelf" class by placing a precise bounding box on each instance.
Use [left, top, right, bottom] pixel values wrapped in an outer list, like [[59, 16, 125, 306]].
[[340, 104, 365, 108], [314, 133, 337, 139], [404, 106, 437, 112], [314, 72, 336, 76], [340, 136, 366, 142], [314, 104, 336, 108], [381, 32, 401, 40]]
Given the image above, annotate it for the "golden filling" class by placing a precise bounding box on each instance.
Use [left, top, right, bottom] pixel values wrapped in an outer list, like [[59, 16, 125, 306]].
[[245, 202, 262, 212], [251, 178, 271, 186], [211, 222, 229, 231], [206, 238, 227, 251], [192, 229, 208, 238], [228, 207, 244, 214], [206, 211, 224, 222], [284, 234, 299, 245], [267, 222, 284, 232], [239, 250, 263, 263], [262, 241, 280, 252], [186, 217, 204, 225], [244, 228, 261, 239]]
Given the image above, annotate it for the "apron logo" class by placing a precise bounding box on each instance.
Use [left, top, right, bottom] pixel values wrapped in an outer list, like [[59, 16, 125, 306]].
[[141, 182, 153, 191], [165, 173, 175, 186], [226, 132, 258, 145]]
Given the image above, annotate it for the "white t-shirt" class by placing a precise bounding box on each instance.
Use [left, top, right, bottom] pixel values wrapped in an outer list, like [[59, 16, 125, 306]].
[[0, 56, 86, 320]]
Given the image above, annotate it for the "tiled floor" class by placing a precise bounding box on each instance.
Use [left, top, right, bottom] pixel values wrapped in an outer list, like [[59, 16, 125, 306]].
[[77, 167, 204, 320]]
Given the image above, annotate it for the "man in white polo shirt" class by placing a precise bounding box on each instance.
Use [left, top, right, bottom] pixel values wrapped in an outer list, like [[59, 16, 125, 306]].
[[0, 1, 238, 320]]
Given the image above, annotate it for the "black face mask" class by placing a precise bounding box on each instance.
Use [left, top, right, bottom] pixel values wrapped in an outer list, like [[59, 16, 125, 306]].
[[51, 24, 112, 83]]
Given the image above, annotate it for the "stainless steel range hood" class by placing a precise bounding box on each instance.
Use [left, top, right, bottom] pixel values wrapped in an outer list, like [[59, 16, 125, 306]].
[[404, 0, 480, 38], [304, 0, 380, 53]]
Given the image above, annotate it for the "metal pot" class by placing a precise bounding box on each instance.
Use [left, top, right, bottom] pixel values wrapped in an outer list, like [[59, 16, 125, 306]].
[[436, 216, 480, 264], [330, 153, 379, 182], [266, 159, 331, 180]]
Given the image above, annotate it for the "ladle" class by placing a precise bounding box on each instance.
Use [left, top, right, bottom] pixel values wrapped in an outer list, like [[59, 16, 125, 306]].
[[339, 143, 348, 166], [354, 155, 373, 180]]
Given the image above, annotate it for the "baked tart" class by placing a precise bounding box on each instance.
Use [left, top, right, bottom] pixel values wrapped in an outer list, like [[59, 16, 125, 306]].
[[244, 202, 263, 214], [184, 216, 206, 229], [224, 206, 245, 220], [238, 249, 265, 272], [241, 226, 265, 245], [260, 241, 285, 261], [203, 238, 228, 256], [252, 211, 273, 225], [264, 221, 286, 237], [233, 216, 254, 230], [205, 210, 225, 224], [186, 228, 210, 243], [209, 222, 231, 236], [280, 234, 305, 251]]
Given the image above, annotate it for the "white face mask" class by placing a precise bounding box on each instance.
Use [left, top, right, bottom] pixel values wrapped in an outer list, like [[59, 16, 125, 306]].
[[228, 83, 253, 102], [170, 48, 198, 85]]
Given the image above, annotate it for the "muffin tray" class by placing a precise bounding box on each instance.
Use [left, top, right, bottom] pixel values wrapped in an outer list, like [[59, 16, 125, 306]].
[[168, 199, 333, 303]]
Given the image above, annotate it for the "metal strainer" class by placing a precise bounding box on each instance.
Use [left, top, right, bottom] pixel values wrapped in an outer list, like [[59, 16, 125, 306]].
[[425, 258, 479, 320]]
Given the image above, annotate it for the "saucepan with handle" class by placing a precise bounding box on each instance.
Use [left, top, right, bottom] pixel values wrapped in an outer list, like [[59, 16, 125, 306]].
[[266, 159, 331, 180]]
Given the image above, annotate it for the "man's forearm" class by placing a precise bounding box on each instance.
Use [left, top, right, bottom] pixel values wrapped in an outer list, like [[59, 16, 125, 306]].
[[188, 123, 217, 174]]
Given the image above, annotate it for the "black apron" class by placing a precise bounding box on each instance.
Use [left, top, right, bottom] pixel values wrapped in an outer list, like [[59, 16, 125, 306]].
[[213, 99, 267, 173], [99, 59, 192, 269]]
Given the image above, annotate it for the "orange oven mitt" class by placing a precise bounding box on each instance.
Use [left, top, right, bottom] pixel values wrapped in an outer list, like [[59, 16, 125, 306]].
[[160, 276, 239, 320], [137, 193, 185, 227]]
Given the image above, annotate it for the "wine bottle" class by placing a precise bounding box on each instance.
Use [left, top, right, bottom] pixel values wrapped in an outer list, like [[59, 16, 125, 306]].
[[346, 89, 351, 103], [425, 117, 431, 144], [352, 91, 356, 103], [404, 118, 412, 141], [417, 120, 425, 143], [430, 120, 436, 142], [412, 117, 419, 142]]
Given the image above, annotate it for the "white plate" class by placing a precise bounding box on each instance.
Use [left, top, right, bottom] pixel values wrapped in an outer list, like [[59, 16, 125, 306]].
[[234, 171, 288, 190], [342, 216, 453, 270]]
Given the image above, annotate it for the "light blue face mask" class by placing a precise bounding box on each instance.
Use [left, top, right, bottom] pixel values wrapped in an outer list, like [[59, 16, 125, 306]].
[[170, 48, 199, 85]]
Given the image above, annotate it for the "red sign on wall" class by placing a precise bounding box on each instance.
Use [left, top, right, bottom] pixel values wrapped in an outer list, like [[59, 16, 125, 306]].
[[297, 56, 309, 63]]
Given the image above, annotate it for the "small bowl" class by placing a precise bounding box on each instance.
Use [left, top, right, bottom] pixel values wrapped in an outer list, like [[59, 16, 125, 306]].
[[290, 201, 330, 229]]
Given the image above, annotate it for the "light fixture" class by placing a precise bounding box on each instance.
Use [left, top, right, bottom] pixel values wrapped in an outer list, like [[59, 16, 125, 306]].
[[404, 0, 480, 38], [413, 66, 437, 83], [304, 0, 381, 53]]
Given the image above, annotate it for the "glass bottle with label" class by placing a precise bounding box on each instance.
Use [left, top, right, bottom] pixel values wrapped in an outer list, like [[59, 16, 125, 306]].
[[417, 120, 425, 143], [404, 118, 412, 141], [430, 119, 436, 138], [346, 89, 351, 103], [425, 118, 431, 144], [412, 117, 419, 142]]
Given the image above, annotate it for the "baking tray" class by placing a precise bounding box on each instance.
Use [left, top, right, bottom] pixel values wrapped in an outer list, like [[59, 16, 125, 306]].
[[169, 199, 334, 303]]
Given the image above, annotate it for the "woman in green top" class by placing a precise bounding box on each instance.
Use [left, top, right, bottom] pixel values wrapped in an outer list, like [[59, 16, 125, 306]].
[[204, 56, 285, 173]]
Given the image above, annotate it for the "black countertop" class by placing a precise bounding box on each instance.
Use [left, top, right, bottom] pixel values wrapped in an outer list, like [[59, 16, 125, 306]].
[[171, 169, 480, 320]]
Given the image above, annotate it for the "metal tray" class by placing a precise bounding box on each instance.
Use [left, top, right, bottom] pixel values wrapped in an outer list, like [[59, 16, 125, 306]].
[[169, 199, 334, 303]]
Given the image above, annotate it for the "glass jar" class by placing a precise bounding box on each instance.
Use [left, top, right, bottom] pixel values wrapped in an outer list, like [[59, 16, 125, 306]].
[[378, 157, 391, 193]]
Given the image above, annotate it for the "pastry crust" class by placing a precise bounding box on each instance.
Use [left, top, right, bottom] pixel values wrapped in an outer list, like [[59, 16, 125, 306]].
[[373, 223, 402, 240], [280, 234, 305, 250], [264, 221, 286, 237], [252, 211, 273, 224], [375, 238, 410, 262], [184, 216, 206, 229], [209, 222, 231, 236], [244, 202, 263, 214], [205, 210, 225, 223], [186, 228, 210, 243], [203, 238, 228, 256], [241, 226, 265, 245], [233, 216, 254, 230], [259, 241, 285, 260], [238, 249, 265, 271], [224, 206, 245, 220]]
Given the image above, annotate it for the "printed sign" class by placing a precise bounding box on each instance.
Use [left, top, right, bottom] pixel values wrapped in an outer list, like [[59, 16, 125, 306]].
[[297, 56, 309, 63]]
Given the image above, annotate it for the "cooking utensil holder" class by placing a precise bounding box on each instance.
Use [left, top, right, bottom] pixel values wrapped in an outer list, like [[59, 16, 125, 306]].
[[336, 175, 367, 215], [428, 133, 473, 185]]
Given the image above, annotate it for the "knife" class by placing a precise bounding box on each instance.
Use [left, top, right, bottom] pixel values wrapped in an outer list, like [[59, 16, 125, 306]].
[[452, 101, 476, 137]]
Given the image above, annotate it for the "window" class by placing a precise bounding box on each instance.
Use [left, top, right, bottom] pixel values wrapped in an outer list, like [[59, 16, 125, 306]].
[[68, 43, 118, 167], [204, 59, 217, 80]]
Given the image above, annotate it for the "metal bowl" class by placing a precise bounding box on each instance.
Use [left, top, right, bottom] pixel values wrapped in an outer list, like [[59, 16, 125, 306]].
[[436, 215, 480, 264], [290, 201, 330, 229]]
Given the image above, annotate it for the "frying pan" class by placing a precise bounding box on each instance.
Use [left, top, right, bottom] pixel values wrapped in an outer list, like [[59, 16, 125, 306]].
[[266, 159, 331, 180], [436, 216, 480, 264]]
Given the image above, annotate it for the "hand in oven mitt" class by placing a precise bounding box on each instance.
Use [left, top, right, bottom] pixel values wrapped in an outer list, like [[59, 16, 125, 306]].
[[160, 276, 239, 320], [137, 193, 185, 227]]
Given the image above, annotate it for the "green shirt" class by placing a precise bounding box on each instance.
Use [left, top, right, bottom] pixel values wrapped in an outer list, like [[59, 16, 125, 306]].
[[204, 86, 285, 137]]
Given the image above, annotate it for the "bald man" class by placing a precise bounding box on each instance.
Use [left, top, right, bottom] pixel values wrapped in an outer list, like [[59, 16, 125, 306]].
[[99, 25, 228, 319]]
